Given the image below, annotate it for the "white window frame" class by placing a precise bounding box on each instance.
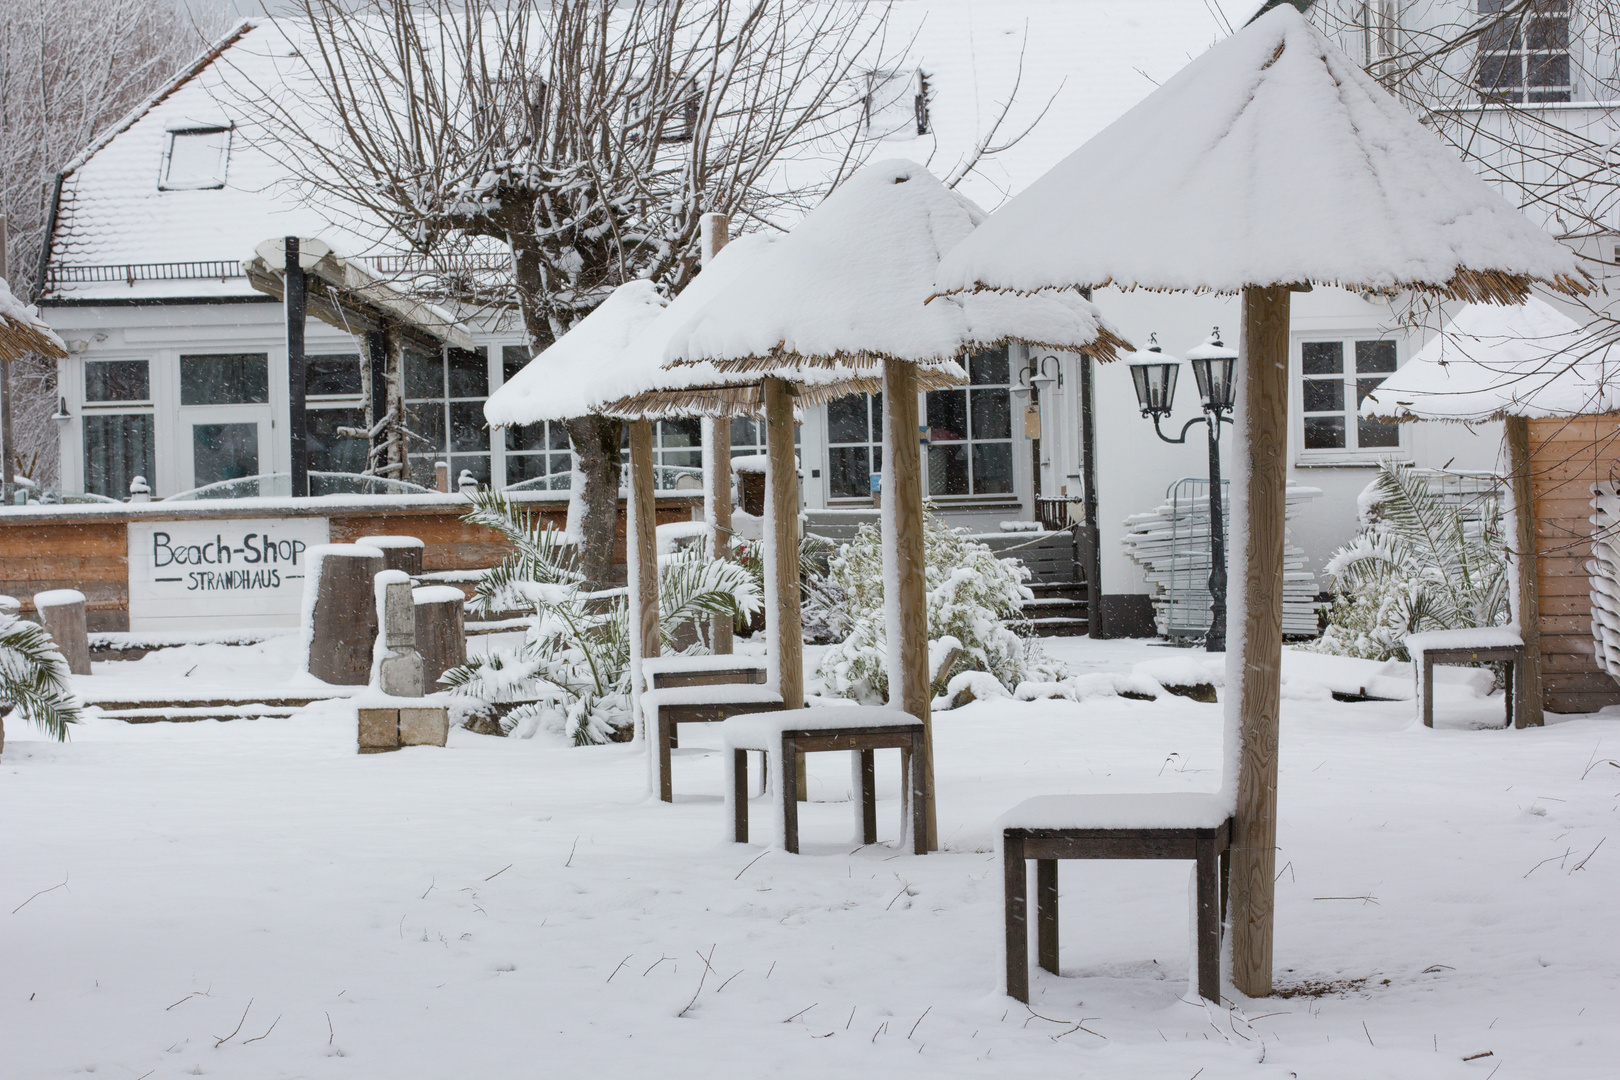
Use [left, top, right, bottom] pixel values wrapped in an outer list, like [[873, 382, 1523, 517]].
[[1292, 332, 1406, 467]]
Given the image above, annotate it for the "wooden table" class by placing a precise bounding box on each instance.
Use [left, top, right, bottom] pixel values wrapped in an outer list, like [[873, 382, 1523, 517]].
[[1410, 637, 1525, 729], [723, 707, 927, 855], [642, 683, 783, 803], [1000, 793, 1234, 1003]]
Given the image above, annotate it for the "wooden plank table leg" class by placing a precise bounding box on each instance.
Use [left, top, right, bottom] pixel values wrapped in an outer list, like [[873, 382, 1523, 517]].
[[1036, 859, 1059, 975], [1506, 654, 1518, 729], [733, 749, 749, 843], [1196, 834, 1221, 1002], [781, 733, 800, 854], [1220, 848, 1231, 926], [1422, 654, 1435, 728], [659, 709, 673, 804], [1005, 832, 1029, 1002], [859, 749, 877, 845]]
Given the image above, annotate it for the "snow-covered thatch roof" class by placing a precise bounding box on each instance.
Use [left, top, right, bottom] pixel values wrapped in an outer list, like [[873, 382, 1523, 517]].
[[0, 277, 67, 362], [1361, 300, 1620, 423], [933, 5, 1584, 303], [664, 159, 1126, 378], [485, 238, 895, 426]]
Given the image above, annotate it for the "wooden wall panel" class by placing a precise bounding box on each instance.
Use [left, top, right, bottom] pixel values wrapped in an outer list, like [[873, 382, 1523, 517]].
[[1529, 414, 1620, 713]]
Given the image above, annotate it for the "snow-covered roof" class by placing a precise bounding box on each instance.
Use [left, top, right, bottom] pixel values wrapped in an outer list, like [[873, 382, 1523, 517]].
[[1360, 299, 1620, 423], [0, 276, 67, 362], [934, 5, 1584, 302], [663, 159, 1124, 378], [42, 3, 1227, 303], [486, 238, 894, 426]]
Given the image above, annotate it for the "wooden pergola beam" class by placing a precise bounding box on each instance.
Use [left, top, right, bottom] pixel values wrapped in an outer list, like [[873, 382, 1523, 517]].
[[763, 376, 803, 712], [1504, 416, 1545, 728], [628, 418, 661, 741]]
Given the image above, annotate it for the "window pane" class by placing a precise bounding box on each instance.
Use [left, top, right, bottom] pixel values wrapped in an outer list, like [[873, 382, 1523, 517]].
[[969, 347, 1010, 386], [83, 414, 154, 498], [972, 443, 1014, 495], [730, 417, 762, 449], [827, 446, 870, 498], [192, 422, 259, 485], [502, 344, 532, 383], [926, 389, 968, 442], [1527, 52, 1569, 87], [449, 400, 489, 452], [507, 423, 549, 452], [827, 394, 870, 443], [928, 443, 970, 495], [1304, 415, 1346, 450], [1355, 339, 1397, 374], [659, 418, 701, 449], [548, 422, 569, 450], [1301, 341, 1344, 375], [306, 354, 361, 396], [85, 360, 149, 403], [1302, 378, 1345, 413], [163, 128, 230, 189], [1479, 18, 1519, 54], [407, 401, 445, 453], [448, 346, 489, 398], [450, 455, 491, 486], [180, 354, 268, 405], [550, 453, 573, 484], [1478, 53, 1521, 91], [1358, 416, 1401, 449], [1527, 16, 1568, 52], [405, 349, 443, 399], [307, 408, 366, 473], [505, 453, 548, 485], [971, 387, 1011, 440]]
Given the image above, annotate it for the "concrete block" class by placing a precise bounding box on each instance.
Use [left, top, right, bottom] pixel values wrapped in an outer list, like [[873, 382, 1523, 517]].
[[399, 707, 449, 747], [358, 707, 400, 753]]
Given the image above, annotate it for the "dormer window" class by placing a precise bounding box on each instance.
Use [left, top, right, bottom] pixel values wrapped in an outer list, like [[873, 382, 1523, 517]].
[[862, 69, 929, 140], [160, 126, 232, 190]]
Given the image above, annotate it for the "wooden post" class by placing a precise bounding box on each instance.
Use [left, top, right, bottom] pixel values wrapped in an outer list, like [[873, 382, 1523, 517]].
[[285, 237, 309, 498], [1229, 285, 1290, 997], [628, 418, 661, 743], [1504, 416, 1545, 728], [413, 587, 467, 690], [306, 547, 384, 685], [882, 358, 937, 851], [34, 590, 90, 675], [701, 213, 735, 655], [763, 377, 803, 714], [0, 216, 13, 507]]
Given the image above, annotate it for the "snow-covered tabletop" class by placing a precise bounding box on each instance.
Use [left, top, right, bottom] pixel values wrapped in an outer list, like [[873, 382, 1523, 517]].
[[997, 792, 1233, 832], [1406, 627, 1524, 656], [721, 706, 923, 751], [641, 684, 783, 713], [640, 654, 768, 679]]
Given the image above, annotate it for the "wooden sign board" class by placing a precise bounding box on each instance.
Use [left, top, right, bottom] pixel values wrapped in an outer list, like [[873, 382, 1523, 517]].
[[127, 517, 331, 630]]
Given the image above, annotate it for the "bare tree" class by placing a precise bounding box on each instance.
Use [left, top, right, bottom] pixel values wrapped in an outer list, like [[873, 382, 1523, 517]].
[[238, 0, 903, 584], [0, 0, 226, 486]]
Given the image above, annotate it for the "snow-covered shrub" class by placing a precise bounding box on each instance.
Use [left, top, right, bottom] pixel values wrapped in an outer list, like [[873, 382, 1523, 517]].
[[0, 607, 81, 748], [816, 510, 1061, 702], [730, 533, 842, 642], [442, 491, 761, 744], [1305, 462, 1508, 662]]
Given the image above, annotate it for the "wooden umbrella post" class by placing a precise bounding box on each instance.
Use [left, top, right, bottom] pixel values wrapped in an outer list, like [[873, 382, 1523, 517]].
[[1505, 416, 1545, 728], [628, 418, 661, 743], [883, 358, 937, 851], [763, 376, 804, 714], [701, 213, 735, 654], [1229, 285, 1290, 997]]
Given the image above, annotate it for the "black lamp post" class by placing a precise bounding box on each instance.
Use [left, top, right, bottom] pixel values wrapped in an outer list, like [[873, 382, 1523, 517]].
[[1128, 330, 1238, 652]]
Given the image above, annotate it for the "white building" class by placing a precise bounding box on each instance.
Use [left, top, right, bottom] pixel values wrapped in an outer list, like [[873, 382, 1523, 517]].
[[36, 1, 1599, 635]]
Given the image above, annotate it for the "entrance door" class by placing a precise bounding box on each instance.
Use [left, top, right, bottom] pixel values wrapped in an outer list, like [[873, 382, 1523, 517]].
[[177, 351, 274, 491]]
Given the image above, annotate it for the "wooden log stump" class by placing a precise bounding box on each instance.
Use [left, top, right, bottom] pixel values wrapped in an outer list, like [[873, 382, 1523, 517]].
[[306, 545, 384, 685], [414, 585, 467, 690], [33, 589, 90, 675], [356, 534, 425, 576]]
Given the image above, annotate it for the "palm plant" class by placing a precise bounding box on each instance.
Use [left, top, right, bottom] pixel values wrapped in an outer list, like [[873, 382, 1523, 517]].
[[0, 610, 82, 752], [443, 490, 761, 744], [1312, 462, 1509, 661]]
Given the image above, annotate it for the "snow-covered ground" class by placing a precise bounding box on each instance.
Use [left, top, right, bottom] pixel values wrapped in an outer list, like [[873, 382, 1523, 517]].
[[3, 637, 1616, 1078]]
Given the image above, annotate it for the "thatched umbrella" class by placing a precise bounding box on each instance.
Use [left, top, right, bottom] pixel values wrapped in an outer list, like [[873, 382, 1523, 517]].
[[486, 224, 894, 794], [0, 277, 67, 364], [933, 5, 1584, 993], [1363, 298, 1618, 733], [660, 159, 1126, 850]]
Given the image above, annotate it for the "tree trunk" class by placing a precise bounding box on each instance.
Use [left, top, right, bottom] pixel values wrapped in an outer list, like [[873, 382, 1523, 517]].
[[567, 414, 625, 586]]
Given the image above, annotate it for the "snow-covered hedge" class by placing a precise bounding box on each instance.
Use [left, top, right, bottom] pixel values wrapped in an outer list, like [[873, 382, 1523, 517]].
[[814, 511, 1061, 703]]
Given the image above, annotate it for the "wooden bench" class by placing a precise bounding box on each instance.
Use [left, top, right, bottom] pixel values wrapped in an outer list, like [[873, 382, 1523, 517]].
[[1407, 628, 1525, 729], [723, 707, 927, 855], [1000, 793, 1233, 1004]]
